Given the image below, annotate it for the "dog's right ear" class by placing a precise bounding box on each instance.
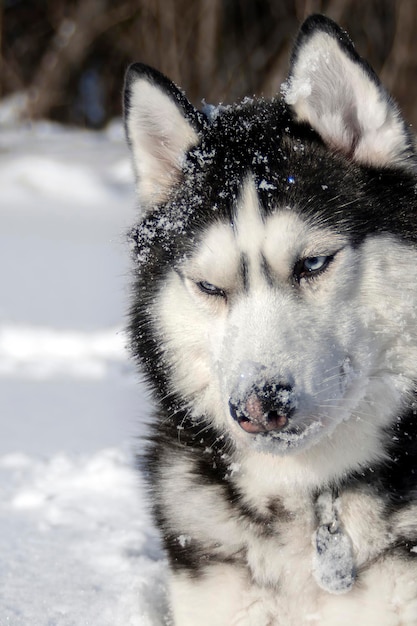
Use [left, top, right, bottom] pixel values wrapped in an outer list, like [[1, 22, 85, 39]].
[[124, 64, 204, 209]]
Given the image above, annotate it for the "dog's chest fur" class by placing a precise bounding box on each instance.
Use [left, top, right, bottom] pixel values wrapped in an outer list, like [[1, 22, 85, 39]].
[[161, 450, 417, 624], [162, 453, 385, 565]]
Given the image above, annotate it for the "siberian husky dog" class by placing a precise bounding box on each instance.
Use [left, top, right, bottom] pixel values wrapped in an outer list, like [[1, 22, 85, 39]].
[[124, 14, 417, 626]]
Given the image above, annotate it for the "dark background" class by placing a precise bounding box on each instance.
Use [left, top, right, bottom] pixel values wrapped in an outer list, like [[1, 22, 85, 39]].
[[2, 0, 417, 128]]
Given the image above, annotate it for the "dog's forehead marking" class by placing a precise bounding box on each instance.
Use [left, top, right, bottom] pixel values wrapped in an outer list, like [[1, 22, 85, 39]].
[[190, 178, 346, 285], [234, 179, 265, 256], [234, 178, 308, 279]]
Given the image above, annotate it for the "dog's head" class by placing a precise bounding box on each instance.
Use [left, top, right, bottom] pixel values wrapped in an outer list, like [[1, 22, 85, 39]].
[[124, 16, 417, 475]]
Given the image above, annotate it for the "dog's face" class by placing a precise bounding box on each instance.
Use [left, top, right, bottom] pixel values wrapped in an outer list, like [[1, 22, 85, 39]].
[[171, 185, 363, 453], [125, 16, 417, 467], [153, 179, 413, 459]]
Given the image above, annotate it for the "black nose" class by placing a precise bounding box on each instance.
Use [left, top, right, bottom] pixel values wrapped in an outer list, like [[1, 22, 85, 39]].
[[229, 382, 296, 434]]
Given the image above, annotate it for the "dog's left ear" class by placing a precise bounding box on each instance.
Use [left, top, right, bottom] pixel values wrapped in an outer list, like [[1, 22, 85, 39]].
[[284, 14, 414, 168], [124, 64, 205, 210]]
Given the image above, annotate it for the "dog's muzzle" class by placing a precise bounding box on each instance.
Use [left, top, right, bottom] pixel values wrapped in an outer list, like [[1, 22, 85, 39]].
[[229, 381, 297, 434]]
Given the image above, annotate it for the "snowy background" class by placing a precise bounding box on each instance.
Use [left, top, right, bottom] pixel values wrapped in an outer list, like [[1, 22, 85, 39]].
[[0, 117, 169, 625]]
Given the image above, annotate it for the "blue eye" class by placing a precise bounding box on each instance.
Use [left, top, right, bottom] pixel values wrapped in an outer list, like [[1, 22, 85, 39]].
[[294, 255, 334, 280], [197, 281, 226, 297], [303, 256, 329, 272]]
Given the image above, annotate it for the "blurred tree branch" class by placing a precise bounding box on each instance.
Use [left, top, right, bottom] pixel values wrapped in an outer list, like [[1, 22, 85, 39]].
[[1, 0, 417, 128], [380, 0, 417, 125], [25, 0, 137, 120]]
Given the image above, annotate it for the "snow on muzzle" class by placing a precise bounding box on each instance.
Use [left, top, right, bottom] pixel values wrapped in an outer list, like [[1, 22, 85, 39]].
[[229, 369, 298, 434]]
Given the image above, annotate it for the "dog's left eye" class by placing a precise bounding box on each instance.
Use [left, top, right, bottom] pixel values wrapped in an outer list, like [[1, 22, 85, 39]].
[[294, 255, 333, 280], [197, 281, 226, 297]]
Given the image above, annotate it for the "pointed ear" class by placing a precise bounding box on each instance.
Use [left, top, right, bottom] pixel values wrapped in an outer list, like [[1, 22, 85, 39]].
[[123, 64, 204, 209], [283, 15, 414, 167]]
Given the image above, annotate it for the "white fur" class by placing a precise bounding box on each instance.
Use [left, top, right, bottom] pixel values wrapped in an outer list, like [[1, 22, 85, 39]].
[[284, 31, 409, 166], [170, 559, 417, 626], [165, 480, 417, 625], [126, 77, 199, 207]]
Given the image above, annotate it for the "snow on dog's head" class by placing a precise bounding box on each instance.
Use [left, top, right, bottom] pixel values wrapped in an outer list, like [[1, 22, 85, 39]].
[[124, 16, 417, 476]]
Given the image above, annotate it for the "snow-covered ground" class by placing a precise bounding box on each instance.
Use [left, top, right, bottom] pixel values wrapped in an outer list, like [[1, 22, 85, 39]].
[[0, 120, 169, 624]]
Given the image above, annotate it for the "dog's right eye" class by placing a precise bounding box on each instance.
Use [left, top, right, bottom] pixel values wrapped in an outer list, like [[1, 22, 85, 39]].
[[197, 281, 226, 297], [293, 254, 334, 282]]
